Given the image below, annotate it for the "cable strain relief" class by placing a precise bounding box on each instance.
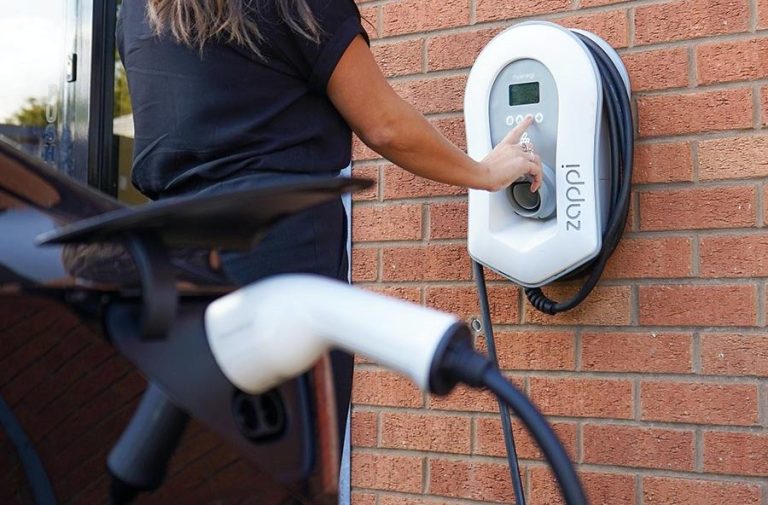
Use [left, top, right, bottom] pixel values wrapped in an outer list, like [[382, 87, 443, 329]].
[[524, 287, 558, 315], [428, 323, 492, 394]]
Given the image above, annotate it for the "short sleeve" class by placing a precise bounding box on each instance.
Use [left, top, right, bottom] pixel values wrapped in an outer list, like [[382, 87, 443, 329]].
[[294, 0, 370, 93]]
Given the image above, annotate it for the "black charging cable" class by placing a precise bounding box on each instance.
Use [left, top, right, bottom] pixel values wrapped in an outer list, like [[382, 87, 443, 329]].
[[432, 337, 588, 505], [473, 260, 527, 504], [525, 35, 634, 315]]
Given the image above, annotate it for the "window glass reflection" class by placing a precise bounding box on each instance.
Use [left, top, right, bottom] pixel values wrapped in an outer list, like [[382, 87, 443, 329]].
[[114, 55, 146, 204], [0, 3, 69, 170]]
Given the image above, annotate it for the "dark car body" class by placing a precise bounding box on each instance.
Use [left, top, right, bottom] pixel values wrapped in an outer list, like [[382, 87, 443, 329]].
[[0, 139, 362, 504]]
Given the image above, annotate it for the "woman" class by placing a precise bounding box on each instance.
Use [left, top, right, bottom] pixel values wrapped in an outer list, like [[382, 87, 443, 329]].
[[116, 0, 541, 495]]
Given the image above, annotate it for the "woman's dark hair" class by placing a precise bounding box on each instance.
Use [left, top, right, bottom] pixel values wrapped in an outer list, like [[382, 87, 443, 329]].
[[146, 0, 321, 55]]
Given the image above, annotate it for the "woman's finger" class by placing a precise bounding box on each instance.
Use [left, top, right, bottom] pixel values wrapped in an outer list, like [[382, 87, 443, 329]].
[[527, 157, 543, 192], [500, 114, 534, 145]]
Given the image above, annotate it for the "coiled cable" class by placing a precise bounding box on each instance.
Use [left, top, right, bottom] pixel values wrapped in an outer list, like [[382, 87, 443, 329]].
[[524, 34, 634, 315]]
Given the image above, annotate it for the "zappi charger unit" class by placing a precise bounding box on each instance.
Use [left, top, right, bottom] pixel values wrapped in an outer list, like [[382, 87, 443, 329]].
[[466, 22, 630, 288]]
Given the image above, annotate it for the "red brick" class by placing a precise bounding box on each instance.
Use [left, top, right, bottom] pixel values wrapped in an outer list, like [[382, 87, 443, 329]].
[[639, 284, 757, 327], [382, 245, 472, 282], [486, 285, 522, 324], [382, 0, 469, 37], [490, 331, 575, 371], [352, 165, 378, 201], [530, 377, 633, 419], [359, 6, 379, 39], [623, 48, 689, 92], [424, 285, 479, 320], [700, 234, 768, 277], [352, 247, 378, 282], [582, 332, 692, 373], [698, 136, 768, 180], [380, 412, 470, 454], [353, 134, 381, 162], [475, 418, 577, 460], [632, 142, 693, 184], [428, 459, 514, 503], [476, 0, 570, 22], [391, 75, 466, 115], [643, 476, 761, 505], [700, 333, 768, 376], [604, 236, 692, 279], [364, 285, 421, 304], [378, 498, 467, 505], [352, 369, 422, 408], [582, 0, 627, 4], [559, 10, 629, 48], [639, 186, 756, 231], [429, 201, 467, 240], [635, 0, 750, 45], [372, 39, 423, 77], [427, 28, 501, 71], [427, 382, 499, 413], [703, 432, 768, 476], [529, 468, 637, 505], [425, 284, 520, 323], [763, 86, 768, 126], [765, 185, 768, 224], [351, 452, 423, 492], [761, 0, 768, 28], [583, 424, 695, 471], [431, 116, 467, 151], [523, 285, 632, 326], [641, 381, 759, 426], [697, 38, 768, 85], [352, 204, 423, 242], [383, 164, 466, 200], [351, 410, 378, 448], [637, 89, 753, 137], [351, 492, 377, 505]]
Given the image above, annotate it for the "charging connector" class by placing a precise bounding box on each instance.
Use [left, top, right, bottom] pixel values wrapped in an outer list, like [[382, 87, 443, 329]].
[[204, 274, 587, 504]]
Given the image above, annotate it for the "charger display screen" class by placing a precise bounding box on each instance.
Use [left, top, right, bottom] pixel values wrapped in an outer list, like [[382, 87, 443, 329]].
[[509, 82, 540, 106]]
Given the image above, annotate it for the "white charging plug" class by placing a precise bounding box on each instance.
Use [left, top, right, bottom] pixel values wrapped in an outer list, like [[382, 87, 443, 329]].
[[204, 274, 466, 395]]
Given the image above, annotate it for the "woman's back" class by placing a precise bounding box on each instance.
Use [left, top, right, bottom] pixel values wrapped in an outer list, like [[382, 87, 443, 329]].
[[117, 0, 367, 200]]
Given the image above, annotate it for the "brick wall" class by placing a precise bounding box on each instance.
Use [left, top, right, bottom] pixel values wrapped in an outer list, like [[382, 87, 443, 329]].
[[349, 0, 768, 503]]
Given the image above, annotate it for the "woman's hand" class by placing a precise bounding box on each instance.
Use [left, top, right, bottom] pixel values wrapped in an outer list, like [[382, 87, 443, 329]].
[[477, 115, 543, 192]]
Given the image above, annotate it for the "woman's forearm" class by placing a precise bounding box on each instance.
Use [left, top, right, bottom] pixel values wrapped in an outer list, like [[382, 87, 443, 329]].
[[328, 36, 542, 192], [357, 97, 490, 190]]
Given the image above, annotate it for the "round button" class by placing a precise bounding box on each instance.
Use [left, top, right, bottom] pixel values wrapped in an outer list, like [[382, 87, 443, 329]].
[[516, 115, 524, 125], [535, 113, 544, 124]]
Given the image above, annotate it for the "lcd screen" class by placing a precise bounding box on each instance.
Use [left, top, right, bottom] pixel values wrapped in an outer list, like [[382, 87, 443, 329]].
[[509, 82, 540, 106]]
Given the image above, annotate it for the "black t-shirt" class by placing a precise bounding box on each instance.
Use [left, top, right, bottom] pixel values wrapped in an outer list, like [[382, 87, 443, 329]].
[[117, 0, 368, 199]]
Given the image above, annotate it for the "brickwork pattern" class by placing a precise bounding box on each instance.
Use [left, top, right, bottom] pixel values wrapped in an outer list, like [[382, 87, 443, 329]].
[[350, 0, 768, 503]]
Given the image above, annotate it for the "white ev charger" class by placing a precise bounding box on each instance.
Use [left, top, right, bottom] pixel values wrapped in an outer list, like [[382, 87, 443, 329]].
[[462, 21, 633, 505], [466, 21, 633, 313]]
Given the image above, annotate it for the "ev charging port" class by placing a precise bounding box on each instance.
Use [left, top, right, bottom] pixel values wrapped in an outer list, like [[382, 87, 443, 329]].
[[509, 181, 540, 212], [505, 163, 557, 220], [232, 389, 287, 442]]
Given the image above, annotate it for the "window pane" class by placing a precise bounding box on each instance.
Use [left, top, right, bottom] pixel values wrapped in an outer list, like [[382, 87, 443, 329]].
[[0, 3, 69, 172], [114, 56, 146, 204]]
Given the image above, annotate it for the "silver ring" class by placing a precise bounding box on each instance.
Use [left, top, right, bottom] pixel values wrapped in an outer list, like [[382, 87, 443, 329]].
[[521, 143, 532, 153]]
